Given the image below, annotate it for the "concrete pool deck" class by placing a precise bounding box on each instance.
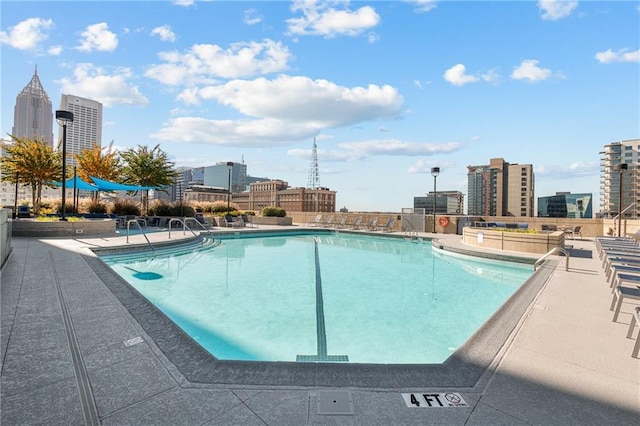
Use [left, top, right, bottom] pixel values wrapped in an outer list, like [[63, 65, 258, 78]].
[[1, 227, 639, 425]]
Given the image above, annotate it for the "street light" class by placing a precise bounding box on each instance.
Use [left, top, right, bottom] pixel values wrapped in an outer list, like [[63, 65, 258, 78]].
[[431, 167, 440, 233], [226, 161, 233, 215], [55, 110, 74, 221], [614, 163, 628, 237], [13, 172, 18, 219]]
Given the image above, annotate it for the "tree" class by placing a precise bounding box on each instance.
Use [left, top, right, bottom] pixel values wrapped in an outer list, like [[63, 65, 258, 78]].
[[119, 144, 178, 214], [0, 135, 62, 214], [73, 141, 121, 201]]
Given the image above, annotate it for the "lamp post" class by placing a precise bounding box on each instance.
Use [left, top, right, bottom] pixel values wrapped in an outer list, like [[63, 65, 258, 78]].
[[431, 167, 440, 233], [615, 163, 628, 237], [226, 161, 233, 215], [72, 166, 78, 215], [55, 110, 74, 221], [13, 172, 18, 219]]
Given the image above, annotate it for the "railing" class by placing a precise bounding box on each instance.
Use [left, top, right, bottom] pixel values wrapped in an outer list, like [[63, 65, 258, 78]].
[[125, 219, 155, 256], [168, 217, 218, 246], [612, 203, 635, 236], [534, 247, 569, 271]]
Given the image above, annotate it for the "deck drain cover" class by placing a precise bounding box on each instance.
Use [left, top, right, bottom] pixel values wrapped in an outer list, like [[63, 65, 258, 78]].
[[317, 390, 354, 415]]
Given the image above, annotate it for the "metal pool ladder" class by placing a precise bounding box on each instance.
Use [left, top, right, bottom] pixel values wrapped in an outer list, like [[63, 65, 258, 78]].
[[534, 247, 570, 271], [168, 217, 219, 246], [125, 219, 155, 255]]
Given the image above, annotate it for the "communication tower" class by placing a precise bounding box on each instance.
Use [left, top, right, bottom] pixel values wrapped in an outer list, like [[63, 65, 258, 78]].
[[307, 137, 320, 189]]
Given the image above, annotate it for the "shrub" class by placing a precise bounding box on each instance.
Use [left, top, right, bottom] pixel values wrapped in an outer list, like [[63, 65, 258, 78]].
[[149, 200, 172, 216], [87, 200, 107, 213], [148, 200, 196, 217], [262, 206, 286, 217], [54, 201, 76, 215], [171, 203, 195, 217], [111, 198, 141, 216]]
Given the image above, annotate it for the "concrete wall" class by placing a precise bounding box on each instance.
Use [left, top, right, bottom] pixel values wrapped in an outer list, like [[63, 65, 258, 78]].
[[12, 219, 115, 237], [288, 211, 640, 238], [463, 227, 565, 254], [1, 209, 11, 268]]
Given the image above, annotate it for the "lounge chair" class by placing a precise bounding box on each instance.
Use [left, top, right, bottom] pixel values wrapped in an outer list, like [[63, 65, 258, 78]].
[[377, 216, 396, 232], [366, 216, 378, 230], [334, 215, 348, 229], [240, 214, 257, 228], [222, 214, 243, 228], [308, 214, 323, 227], [610, 279, 640, 323], [606, 263, 640, 285], [626, 307, 640, 358], [322, 215, 335, 227], [564, 226, 582, 240], [350, 216, 363, 229]]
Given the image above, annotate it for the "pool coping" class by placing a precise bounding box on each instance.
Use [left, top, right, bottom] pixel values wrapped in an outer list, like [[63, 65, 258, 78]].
[[85, 229, 556, 389]]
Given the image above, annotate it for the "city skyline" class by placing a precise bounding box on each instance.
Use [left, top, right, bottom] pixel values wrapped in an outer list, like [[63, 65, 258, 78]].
[[1, 1, 638, 212]]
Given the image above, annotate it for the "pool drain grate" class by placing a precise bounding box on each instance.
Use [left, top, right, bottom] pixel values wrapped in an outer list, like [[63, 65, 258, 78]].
[[317, 390, 354, 415]]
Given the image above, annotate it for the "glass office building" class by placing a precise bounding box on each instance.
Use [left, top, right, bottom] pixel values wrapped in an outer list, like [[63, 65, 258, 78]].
[[537, 193, 592, 218]]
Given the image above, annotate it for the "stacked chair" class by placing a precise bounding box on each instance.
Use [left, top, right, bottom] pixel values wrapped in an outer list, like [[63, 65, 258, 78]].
[[596, 230, 640, 358]]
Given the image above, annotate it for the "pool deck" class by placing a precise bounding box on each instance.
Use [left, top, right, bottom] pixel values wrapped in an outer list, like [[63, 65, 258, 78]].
[[1, 226, 639, 425]]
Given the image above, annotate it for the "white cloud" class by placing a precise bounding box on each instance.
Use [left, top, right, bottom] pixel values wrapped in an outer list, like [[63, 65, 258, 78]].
[[151, 25, 176, 42], [510, 59, 552, 82], [0, 17, 54, 50], [244, 8, 263, 25], [481, 68, 501, 84], [286, 0, 380, 38], [535, 161, 599, 178], [339, 140, 461, 157], [192, 75, 403, 126], [56, 63, 148, 107], [152, 117, 317, 146], [288, 139, 460, 163], [173, 0, 194, 7], [145, 39, 293, 86], [537, 0, 578, 20], [152, 76, 404, 146], [443, 64, 479, 86], [405, 0, 438, 13], [48, 45, 62, 56], [595, 48, 640, 64], [76, 23, 118, 52]]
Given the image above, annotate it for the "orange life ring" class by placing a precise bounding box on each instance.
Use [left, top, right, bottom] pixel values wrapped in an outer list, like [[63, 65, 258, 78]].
[[438, 216, 449, 227]]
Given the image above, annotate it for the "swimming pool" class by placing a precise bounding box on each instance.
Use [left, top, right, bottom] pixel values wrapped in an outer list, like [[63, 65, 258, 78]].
[[99, 231, 533, 364]]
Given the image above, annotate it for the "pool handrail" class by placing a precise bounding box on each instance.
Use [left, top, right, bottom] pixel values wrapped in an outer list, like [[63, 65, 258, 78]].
[[402, 217, 418, 239], [534, 247, 569, 271], [168, 217, 218, 246], [125, 219, 155, 256]]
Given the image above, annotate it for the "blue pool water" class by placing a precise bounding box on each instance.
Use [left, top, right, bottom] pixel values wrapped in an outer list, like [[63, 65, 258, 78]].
[[100, 232, 533, 364]]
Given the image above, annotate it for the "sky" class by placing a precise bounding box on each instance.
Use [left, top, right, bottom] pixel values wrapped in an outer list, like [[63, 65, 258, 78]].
[[1, 0, 639, 213]]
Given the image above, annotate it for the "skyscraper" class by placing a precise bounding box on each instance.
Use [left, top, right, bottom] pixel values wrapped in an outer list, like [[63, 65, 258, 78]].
[[600, 139, 639, 219], [58, 94, 103, 165], [12, 66, 54, 146], [467, 158, 535, 217]]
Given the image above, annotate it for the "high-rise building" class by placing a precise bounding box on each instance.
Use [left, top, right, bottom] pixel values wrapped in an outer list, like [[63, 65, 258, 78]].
[[58, 94, 103, 165], [203, 162, 247, 193], [12, 66, 54, 146], [467, 158, 534, 217], [600, 139, 639, 218]]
